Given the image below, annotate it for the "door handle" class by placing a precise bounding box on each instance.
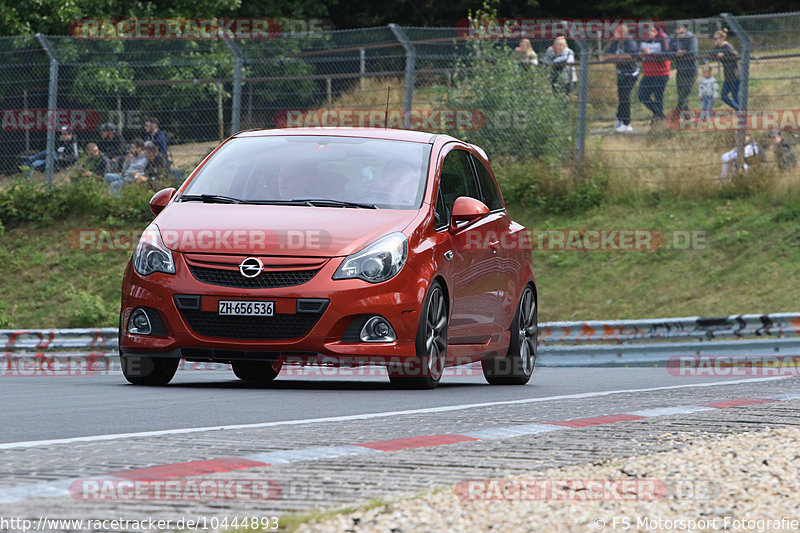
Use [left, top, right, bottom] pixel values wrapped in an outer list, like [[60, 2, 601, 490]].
[[444, 250, 454, 261]]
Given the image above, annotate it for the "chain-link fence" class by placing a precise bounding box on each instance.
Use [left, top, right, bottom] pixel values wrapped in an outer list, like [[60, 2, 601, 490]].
[[1, 13, 799, 186]]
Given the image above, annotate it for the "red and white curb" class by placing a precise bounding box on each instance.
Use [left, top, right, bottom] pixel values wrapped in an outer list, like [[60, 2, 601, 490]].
[[1, 393, 799, 504]]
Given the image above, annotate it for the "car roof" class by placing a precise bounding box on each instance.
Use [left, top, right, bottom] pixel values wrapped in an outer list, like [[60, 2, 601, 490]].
[[235, 127, 447, 144]]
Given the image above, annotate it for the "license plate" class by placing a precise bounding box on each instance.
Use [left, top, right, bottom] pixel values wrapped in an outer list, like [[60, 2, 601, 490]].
[[218, 300, 274, 316]]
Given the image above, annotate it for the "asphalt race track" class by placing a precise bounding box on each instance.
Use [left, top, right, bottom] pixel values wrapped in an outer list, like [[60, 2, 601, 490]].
[[2, 366, 800, 522]]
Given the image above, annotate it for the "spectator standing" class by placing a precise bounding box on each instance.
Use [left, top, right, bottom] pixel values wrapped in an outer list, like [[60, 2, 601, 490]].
[[698, 65, 719, 121], [769, 130, 798, 172], [80, 143, 109, 178], [711, 29, 740, 110], [97, 123, 127, 172], [104, 140, 147, 196], [134, 141, 172, 190], [670, 23, 699, 112], [513, 39, 538, 69], [144, 116, 170, 163], [542, 36, 577, 95], [603, 24, 639, 133], [638, 26, 671, 122]]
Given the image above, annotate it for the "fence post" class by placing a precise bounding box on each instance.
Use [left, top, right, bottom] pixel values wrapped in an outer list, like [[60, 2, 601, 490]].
[[388, 24, 415, 128], [359, 47, 366, 90], [721, 13, 751, 170], [36, 34, 58, 188], [575, 39, 590, 167], [222, 35, 243, 135]]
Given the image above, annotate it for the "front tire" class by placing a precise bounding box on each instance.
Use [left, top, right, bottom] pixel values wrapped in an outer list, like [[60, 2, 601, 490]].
[[121, 355, 179, 385], [231, 360, 282, 383], [389, 280, 448, 390], [483, 284, 537, 385]]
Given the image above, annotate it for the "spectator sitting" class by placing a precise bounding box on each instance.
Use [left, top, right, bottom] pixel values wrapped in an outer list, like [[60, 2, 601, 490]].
[[97, 123, 127, 172], [104, 140, 146, 196], [542, 36, 577, 95], [80, 143, 110, 179], [144, 116, 170, 165], [769, 129, 798, 173], [24, 126, 79, 171], [133, 141, 172, 190], [513, 39, 538, 69], [719, 133, 764, 181], [698, 65, 719, 121]]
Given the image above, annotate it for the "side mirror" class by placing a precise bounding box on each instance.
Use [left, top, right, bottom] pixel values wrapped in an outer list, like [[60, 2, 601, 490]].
[[149, 188, 176, 216], [449, 196, 490, 232]]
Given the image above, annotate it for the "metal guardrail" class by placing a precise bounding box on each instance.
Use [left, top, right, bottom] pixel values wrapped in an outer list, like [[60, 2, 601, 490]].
[[2, 313, 799, 368]]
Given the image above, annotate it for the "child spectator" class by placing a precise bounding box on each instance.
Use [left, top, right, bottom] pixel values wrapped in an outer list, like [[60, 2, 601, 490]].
[[710, 29, 740, 110], [698, 65, 719, 121], [542, 36, 577, 95], [769, 130, 798, 172]]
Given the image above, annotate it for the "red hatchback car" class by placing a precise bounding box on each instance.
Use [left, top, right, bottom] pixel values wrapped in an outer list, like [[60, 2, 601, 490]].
[[119, 128, 537, 389]]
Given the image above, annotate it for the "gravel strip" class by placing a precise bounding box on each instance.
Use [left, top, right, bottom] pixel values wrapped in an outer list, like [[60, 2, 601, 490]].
[[295, 426, 800, 532]]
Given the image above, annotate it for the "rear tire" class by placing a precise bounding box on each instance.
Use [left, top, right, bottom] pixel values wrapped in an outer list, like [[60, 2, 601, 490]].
[[483, 284, 537, 385], [121, 355, 179, 385], [231, 360, 282, 383], [389, 280, 448, 390]]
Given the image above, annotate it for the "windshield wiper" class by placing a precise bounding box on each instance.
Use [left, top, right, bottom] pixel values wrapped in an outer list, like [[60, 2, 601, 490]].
[[178, 194, 243, 204], [290, 198, 377, 209]]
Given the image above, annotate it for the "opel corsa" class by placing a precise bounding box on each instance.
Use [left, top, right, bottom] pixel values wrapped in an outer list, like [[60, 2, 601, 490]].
[[119, 128, 538, 389]]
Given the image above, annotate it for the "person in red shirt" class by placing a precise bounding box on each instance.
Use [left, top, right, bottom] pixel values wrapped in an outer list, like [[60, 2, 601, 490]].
[[637, 25, 671, 122]]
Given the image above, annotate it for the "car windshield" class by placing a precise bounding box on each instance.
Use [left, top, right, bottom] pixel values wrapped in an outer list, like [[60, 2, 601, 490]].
[[182, 135, 431, 209]]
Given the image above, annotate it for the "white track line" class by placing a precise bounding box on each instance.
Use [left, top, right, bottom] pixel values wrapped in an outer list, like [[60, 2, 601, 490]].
[[0, 376, 792, 450]]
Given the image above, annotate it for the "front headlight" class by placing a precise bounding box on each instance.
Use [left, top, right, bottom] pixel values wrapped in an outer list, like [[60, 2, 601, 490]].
[[133, 222, 175, 276], [333, 232, 407, 283]]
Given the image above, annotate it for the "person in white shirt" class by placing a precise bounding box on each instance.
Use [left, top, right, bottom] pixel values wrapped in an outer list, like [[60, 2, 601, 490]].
[[698, 65, 719, 121], [719, 133, 764, 181], [542, 36, 577, 95]]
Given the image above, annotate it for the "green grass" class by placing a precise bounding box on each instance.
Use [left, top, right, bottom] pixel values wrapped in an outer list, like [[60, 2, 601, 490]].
[[1, 188, 799, 328]]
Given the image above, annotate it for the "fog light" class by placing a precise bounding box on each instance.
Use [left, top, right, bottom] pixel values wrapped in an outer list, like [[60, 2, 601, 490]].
[[128, 308, 152, 335], [360, 316, 396, 343]]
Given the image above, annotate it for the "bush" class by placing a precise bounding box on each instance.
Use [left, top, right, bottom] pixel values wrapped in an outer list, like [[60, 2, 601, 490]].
[[0, 178, 155, 228], [437, 38, 572, 162], [494, 157, 609, 214]]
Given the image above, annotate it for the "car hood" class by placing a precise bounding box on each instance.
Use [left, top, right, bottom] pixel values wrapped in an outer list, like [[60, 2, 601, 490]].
[[154, 203, 421, 257]]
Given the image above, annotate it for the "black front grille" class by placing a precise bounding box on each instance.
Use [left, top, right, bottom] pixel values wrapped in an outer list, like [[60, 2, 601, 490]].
[[179, 309, 321, 340], [188, 265, 319, 289]]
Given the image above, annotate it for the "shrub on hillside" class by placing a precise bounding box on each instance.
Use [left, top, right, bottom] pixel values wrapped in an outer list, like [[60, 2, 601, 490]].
[[437, 39, 572, 162]]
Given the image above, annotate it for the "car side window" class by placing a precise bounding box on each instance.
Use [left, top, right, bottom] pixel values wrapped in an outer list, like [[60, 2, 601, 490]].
[[439, 149, 480, 220], [471, 155, 504, 211]]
